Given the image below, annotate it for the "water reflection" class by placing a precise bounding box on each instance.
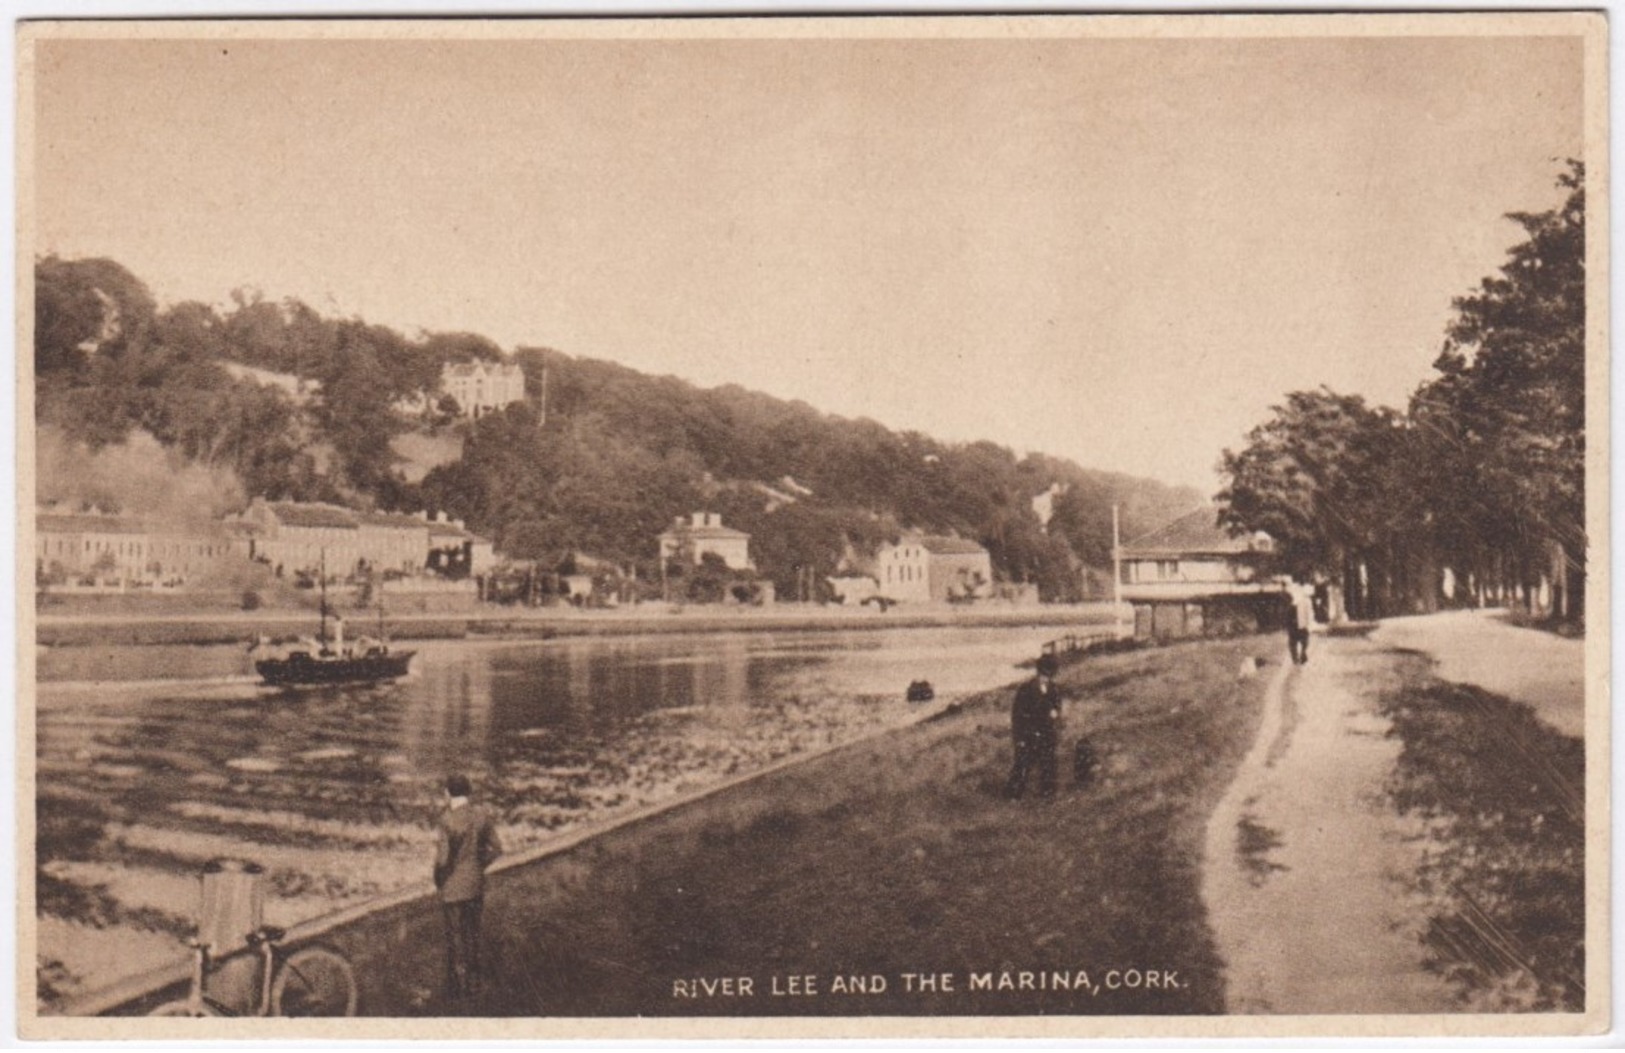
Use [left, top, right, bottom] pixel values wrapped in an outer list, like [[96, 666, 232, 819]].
[[40, 626, 1063, 803], [36, 624, 1080, 996]]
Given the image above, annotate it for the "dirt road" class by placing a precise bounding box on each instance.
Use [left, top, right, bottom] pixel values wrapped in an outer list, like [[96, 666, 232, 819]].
[[1371, 609, 1585, 738], [1201, 635, 1457, 1013]]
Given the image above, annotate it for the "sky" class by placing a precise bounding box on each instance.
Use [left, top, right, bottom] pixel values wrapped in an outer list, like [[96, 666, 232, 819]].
[[27, 21, 1587, 492]]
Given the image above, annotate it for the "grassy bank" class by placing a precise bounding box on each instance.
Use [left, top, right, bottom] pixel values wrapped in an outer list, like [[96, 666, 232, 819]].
[[1379, 654, 1585, 1012], [414, 636, 1272, 1017]]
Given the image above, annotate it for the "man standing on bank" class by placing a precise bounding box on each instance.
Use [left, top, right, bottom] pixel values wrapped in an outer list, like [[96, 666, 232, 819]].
[[434, 773, 503, 999], [1006, 653, 1064, 799]]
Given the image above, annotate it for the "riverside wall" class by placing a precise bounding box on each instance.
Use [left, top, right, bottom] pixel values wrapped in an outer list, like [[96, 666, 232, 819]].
[[36, 602, 1118, 648], [53, 699, 956, 1020]]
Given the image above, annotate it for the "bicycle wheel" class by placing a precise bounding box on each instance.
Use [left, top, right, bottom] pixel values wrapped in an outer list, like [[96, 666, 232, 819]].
[[269, 945, 358, 1017]]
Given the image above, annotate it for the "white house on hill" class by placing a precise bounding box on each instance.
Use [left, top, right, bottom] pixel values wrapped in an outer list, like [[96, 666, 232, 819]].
[[441, 360, 526, 418]]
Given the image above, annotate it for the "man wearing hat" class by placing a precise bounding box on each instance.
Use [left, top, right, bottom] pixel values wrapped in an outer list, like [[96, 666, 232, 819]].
[[1006, 653, 1064, 799], [434, 773, 503, 999]]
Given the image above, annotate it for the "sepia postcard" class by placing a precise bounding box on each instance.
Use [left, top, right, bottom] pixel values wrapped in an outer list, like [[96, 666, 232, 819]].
[[14, 11, 1610, 1042]]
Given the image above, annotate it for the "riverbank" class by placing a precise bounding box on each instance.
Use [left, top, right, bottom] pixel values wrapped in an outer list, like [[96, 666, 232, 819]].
[[1198, 617, 1588, 1022], [36, 623, 1073, 1010], [40, 613, 1594, 1032], [35, 601, 1120, 649], [59, 634, 1270, 1026]]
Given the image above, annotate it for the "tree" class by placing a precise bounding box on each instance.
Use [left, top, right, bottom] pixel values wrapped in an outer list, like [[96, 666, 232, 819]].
[[35, 256, 157, 374], [686, 551, 737, 605], [1221, 164, 1587, 625], [1218, 389, 1407, 619], [1419, 161, 1586, 620]]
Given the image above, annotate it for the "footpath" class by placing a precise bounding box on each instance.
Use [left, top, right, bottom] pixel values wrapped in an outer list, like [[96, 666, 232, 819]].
[[1201, 637, 1456, 1013], [1202, 609, 1588, 1015]]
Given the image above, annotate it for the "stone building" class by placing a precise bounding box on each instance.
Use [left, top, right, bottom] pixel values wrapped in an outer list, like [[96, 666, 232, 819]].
[[36, 509, 240, 586], [875, 536, 992, 604], [231, 499, 495, 580]]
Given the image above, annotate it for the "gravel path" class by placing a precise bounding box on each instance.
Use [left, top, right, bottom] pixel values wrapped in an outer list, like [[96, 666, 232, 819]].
[[1370, 609, 1584, 739], [1201, 637, 1456, 1014]]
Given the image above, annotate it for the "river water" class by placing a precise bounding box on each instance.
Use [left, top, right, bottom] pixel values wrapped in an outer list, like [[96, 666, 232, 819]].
[[35, 622, 1101, 1004]]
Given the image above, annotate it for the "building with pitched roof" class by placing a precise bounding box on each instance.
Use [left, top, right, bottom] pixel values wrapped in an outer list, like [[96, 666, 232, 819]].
[[427, 514, 497, 579], [659, 512, 753, 571], [1118, 506, 1279, 640], [876, 535, 992, 604], [440, 359, 526, 418], [36, 509, 240, 586], [233, 499, 495, 580]]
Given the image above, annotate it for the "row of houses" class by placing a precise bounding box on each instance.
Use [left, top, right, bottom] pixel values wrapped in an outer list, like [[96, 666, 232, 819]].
[[230, 500, 497, 580], [655, 511, 998, 607], [36, 511, 239, 587], [41, 495, 1270, 622], [35, 499, 497, 589]]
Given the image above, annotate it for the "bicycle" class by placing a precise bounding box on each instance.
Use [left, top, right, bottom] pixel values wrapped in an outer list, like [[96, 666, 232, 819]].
[[149, 925, 358, 1017]]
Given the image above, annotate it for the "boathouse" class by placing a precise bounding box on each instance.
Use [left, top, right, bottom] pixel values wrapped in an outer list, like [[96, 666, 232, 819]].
[[1118, 507, 1279, 641]]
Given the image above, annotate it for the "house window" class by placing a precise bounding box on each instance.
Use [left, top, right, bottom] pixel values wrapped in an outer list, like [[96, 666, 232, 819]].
[[1158, 560, 1179, 580]]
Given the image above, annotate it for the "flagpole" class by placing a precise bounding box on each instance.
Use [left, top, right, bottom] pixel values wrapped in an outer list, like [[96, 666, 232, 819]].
[[1112, 504, 1124, 638]]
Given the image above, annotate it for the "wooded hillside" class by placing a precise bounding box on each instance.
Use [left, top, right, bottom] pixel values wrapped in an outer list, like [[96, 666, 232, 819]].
[[34, 259, 1202, 601]]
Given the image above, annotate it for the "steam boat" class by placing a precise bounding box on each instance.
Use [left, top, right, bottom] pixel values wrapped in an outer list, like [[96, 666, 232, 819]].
[[255, 641, 416, 687], [253, 555, 416, 686]]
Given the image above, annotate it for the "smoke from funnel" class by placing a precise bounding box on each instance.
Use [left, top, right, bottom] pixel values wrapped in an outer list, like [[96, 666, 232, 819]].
[[36, 426, 246, 525]]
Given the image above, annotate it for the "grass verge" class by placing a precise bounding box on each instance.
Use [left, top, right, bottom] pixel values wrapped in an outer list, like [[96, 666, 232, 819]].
[[1379, 654, 1585, 1012], [445, 636, 1273, 1017]]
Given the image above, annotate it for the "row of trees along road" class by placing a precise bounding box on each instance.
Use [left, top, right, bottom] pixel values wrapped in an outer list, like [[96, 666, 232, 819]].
[[1218, 163, 1586, 627]]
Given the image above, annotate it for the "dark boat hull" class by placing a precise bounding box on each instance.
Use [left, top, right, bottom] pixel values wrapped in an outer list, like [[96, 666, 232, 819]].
[[256, 650, 416, 686]]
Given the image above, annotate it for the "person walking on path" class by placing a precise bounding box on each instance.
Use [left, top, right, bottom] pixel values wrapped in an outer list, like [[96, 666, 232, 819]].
[[1285, 582, 1315, 665], [434, 773, 503, 999], [1006, 653, 1064, 799]]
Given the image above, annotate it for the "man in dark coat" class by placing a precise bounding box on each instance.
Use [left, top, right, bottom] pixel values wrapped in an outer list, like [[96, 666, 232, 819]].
[[1006, 653, 1064, 799], [434, 773, 503, 999]]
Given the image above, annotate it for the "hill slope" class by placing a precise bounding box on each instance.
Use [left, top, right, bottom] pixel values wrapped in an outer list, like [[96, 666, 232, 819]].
[[33, 255, 1204, 600]]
